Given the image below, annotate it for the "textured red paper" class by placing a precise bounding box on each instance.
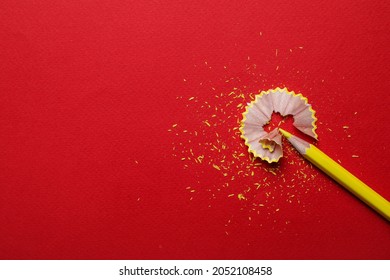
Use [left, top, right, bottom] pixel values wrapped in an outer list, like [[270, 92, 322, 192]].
[[0, 0, 389, 259]]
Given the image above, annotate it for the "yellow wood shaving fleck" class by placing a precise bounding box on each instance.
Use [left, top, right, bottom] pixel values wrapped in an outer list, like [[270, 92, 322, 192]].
[[212, 164, 220, 170]]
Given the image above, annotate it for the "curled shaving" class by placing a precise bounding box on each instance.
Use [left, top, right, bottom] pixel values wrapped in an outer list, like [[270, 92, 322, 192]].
[[240, 87, 317, 163]]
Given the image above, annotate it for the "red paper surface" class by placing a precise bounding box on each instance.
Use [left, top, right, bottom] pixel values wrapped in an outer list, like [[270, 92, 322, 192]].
[[0, 1, 389, 259]]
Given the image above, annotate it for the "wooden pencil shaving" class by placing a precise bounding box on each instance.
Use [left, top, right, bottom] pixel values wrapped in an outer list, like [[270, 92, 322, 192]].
[[240, 87, 318, 163]]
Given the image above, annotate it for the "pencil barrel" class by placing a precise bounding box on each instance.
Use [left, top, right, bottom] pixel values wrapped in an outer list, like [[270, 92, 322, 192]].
[[305, 145, 390, 221]]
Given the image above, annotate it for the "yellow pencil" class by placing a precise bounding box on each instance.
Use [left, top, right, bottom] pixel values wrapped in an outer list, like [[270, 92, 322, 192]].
[[279, 128, 390, 221]]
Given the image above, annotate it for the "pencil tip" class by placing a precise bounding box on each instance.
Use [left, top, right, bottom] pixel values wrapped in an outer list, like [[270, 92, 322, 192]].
[[279, 128, 292, 139], [279, 128, 310, 155]]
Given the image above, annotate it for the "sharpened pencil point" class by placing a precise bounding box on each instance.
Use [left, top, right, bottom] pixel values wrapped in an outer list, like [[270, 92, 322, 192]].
[[279, 128, 292, 139]]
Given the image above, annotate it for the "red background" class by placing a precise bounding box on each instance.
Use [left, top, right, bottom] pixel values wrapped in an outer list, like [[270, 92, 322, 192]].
[[0, 0, 389, 259]]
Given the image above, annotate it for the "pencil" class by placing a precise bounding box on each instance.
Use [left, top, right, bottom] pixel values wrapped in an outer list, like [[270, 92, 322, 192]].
[[279, 128, 390, 221]]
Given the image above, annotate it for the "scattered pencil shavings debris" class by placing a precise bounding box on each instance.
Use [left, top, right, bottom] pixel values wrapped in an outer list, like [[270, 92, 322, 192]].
[[240, 88, 318, 163], [169, 85, 322, 206], [169, 66, 329, 230]]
